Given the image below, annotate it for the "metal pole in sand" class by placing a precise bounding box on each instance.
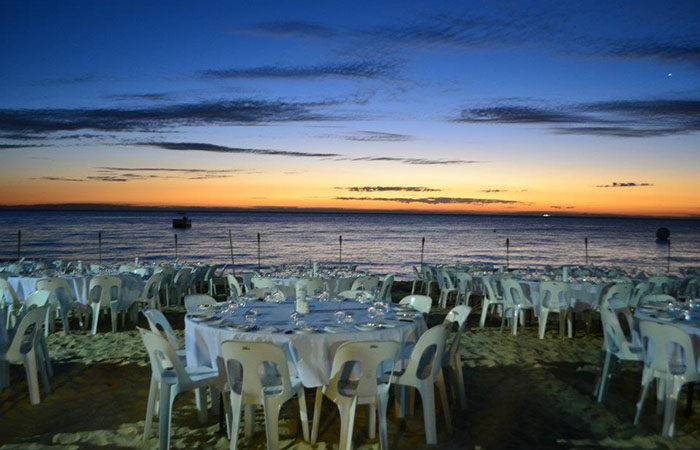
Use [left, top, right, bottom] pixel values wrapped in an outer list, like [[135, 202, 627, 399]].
[[228, 229, 235, 276], [98, 231, 102, 264], [17, 230, 21, 259], [339, 235, 342, 263], [506, 238, 510, 269], [257, 233, 261, 269], [667, 239, 671, 273], [420, 237, 425, 266], [585, 237, 589, 265], [174, 233, 178, 260]]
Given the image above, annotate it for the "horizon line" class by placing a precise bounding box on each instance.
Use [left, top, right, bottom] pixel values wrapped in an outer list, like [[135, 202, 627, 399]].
[[0, 202, 698, 221]]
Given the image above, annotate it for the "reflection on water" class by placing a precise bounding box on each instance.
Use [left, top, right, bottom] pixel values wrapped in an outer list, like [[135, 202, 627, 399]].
[[0, 211, 698, 277]]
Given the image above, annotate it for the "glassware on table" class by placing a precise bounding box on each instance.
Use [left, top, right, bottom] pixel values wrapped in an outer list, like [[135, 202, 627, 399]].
[[343, 313, 355, 329], [367, 306, 377, 325], [318, 289, 330, 302], [244, 309, 258, 327], [290, 311, 306, 328], [373, 301, 388, 319], [355, 291, 369, 303], [334, 310, 346, 326]]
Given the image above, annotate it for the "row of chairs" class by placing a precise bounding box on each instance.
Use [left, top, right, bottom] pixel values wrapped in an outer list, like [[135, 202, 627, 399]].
[[139, 304, 471, 449]]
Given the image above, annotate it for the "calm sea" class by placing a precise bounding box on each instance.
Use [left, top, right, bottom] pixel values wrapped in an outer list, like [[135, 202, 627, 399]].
[[0, 210, 698, 278]]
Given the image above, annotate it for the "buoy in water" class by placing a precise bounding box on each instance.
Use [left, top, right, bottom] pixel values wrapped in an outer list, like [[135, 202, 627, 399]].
[[656, 227, 670, 241]]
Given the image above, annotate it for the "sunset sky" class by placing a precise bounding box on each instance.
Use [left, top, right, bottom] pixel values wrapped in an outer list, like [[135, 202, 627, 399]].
[[1, 0, 698, 217]]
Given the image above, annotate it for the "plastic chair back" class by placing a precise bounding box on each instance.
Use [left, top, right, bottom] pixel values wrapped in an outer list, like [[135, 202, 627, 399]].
[[540, 281, 572, 310], [640, 321, 699, 378], [142, 307, 181, 351], [36, 277, 75, 308], [647, 276, 672, 295], [600, 304, 640, 359], [482, 276, 501, 302], [184, 294, 216, 312], [599, 282, 632, 309], [220, 340, 294, 403], [399, 295, 432, 314], [327, 340, 399, 401], [226, 275, 243, 297], [377, 274, 394, 302], [88, 275, 122, 308], [6, 306, 46, 362], [138, 327, 190, 386], [296, 278, 324, 296], [140, 272, 164, 308], [630, 282, 651, 308], [640, 294, 675, 307], [251, 276, 277, 289], [0, 278, 21, 312], [501, 279, 533, 307], [404, 324, 448, 381], [351, 276, 380, 292], [443, 306, 471, 364]]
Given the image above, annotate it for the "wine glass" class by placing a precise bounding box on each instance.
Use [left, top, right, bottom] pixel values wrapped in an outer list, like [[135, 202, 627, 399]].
[[244, 309, 258, 328], [344, 313, 355, 329], [334, 310, 346, 326], [367, 306, 377, 325]]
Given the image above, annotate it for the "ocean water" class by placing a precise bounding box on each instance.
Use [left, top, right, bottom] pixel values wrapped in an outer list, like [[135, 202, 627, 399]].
[[0, 210, 698, 278]]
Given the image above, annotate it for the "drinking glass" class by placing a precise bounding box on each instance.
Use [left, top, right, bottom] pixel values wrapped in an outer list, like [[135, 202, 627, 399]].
[[367, 306, 377, 325], [334, 310, 346, 326], [244, 309, 258, 328], [344, 313, 355, 329]]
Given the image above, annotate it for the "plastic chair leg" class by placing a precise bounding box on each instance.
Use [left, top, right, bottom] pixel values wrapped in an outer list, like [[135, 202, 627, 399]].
[[338, 396, 358, 450], [663, 378, 682, 438], [538, 309, 549, 339], [418, 382, 437, 445], [0, 360, 9, 391], [228, 392, 243, 450], [479, 301, 489, 328], [656, 378, 665, 416], [37, 350, 51, 394], [310, 388, 323, 444], [195, 387, 208, 423], [110, 308, 118, 333], [437, 370, 452, 434], [243, 404, 254, 441], [144, 377, 157, 440], [368, 403, 376, 439], [296, 386, 310, 442], [90, 303, 100, 335], [158, 384, 174, 450], [453, 356, 467, 410], [23, 350, 41, 405], [262, 397, 281, 450], [377, 390, 390, 450], [634, 376, 653, 425]]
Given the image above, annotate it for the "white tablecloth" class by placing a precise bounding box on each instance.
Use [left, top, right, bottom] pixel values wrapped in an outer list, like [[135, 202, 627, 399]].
[[186, 300, 425, 388], [263, 276, 358, 295], [519, 280, 609, 315]]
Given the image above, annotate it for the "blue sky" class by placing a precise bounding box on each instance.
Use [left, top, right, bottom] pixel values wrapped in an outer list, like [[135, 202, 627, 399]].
[[0, 0, 698, 216]]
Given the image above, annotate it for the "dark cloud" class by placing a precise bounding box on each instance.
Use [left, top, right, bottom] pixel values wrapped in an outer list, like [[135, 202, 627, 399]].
[[0, 99, 340, 136], [137, 141, 339, 158], [596, 182, 654, 188], [481, 189, 507, 193], [85, 176, 128, 182], [104, 92, 173, 101], [550, 205, 575, 209], [234, 21, 338, 39], [602, 40, 700, 67], [0, 144, 43, 149], [456, 99, 700, 137], [327, 130, 413, 142], [199, 61, 398, 80], [456, 106, 584, 124], [347, 156, 479, 165], [335, 196, 518, 205], [44, 74, 99, 85], [338, 186, 441, 192], [32, 176, 85, 182]]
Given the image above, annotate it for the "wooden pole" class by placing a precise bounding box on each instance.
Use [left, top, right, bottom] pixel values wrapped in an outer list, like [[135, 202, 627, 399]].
[[667, 239, 671, 273], [17, 230, 21, 259], [420, 237, 425, 266], [584, 237, 588, 265], [98, 231, 102, 264], [174, 233, 178, 259], [339, 235, 342, 263], [506, 238, 510, 269], [257, 233, 261, 269]]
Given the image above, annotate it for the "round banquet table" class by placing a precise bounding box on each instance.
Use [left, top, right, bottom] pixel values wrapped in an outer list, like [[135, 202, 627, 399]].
[[185, 300, 425, 388]]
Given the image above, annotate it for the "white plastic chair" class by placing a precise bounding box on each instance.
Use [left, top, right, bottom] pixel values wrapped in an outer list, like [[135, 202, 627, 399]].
[[392, 324, 452, 445], [36, 277, 91, 335], [377, 274, 394, 303], [0, 306, 51, 405], [142, 308, 186, 362], [630, 282, 651, 308], [251, 276, 277, 290], [598, 282, 632, 310], [594, 304, 643, 403], [311, 340, 399, 450], [634, 321, 700, 437], [479, 276, 504, 328], [1, 278, 22, 329], [500, 279, 534, 336], [172, 267, 193, 305], [221, 340, 310, 450], [420, 265, 437, 296], [647, 276, 672, 295], [296, 278, 324, 296], [88, 275, 123, 334], [139, 327, 222, 450], [437, 269, 458, 308], [639, 294, 676, 307], [226, 275, 244, 298], [399, 295, 432, 315], [538, 281, 573, 339], [184, 294, 217, 313], [137, 272, 164, 310], [351, 276, 380, 293], [442, 305, 471, 409], [455, 272, 475, 306], [411, 266, 424, 295]]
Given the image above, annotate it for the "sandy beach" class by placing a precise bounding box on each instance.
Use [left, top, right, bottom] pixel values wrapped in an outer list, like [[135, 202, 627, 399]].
[[1, 284, 699, 449]]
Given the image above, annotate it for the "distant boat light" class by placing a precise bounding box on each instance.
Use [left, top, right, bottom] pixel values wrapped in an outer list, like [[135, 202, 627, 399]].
[[542, 213, 550, 217]]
